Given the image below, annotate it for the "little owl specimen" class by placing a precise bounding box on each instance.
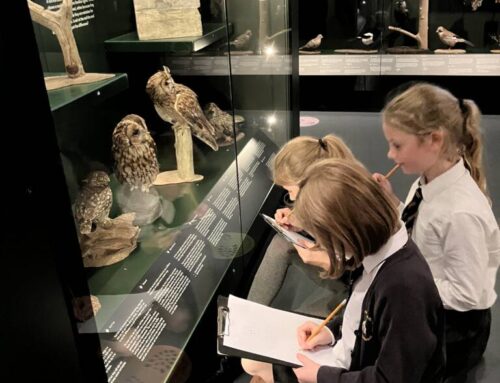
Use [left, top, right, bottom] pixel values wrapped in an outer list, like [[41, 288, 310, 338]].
[[74, 171, 113, 235]]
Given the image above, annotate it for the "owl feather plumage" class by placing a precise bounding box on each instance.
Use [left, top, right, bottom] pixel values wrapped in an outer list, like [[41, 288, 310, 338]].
[[74, 171, 113, 235], [112, 114, 159, 192], [204, 102, 241, 145], [146, 67, 218, 151]]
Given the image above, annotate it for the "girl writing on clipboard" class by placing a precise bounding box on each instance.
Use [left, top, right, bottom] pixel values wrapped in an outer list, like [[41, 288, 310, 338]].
[[245, 159, 445, 383]]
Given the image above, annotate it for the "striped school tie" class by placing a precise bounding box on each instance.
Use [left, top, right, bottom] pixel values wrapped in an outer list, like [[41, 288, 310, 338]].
[[401, 187, 423, 235]]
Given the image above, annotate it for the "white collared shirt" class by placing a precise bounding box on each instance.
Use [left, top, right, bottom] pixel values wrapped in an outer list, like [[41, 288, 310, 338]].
[[328, 224, 408, 369], [404, 159, 500, 311]]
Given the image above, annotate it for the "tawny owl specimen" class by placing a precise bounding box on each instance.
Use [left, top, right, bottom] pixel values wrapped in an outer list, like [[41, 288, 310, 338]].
[[204, 102, 242, 146], [145, 67, 218, 151], [74, 171, 113, 235], [112, 114, 160, 192]]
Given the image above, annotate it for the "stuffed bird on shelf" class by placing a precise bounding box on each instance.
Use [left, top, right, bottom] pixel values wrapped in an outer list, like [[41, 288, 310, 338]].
[[436, 26, 474, 49], [299, 34, 323, 51], [146, 67, 218, 151]]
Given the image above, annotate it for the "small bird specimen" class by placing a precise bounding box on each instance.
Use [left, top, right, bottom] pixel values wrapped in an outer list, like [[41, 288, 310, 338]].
[[204, 102, 242, 146], [470, 0, 483, 11], [490, 34, 500, 46], [146, 67, 218, 151], [299, 34, 323, 51], [394, 0, 410, 25], [112, 114, 159, 192], [358, 32, 374, 46], [394, 0, 409, 16], [229, 29, 253, 50], [436, 26, 474, 48], [74, 171, 113, 235]]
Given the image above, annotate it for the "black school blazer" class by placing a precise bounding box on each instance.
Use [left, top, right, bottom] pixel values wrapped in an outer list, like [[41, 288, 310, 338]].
[[317, 240, 445, 383]]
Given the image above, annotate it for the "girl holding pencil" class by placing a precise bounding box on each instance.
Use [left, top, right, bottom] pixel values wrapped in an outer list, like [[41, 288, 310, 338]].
[[373, 83, 500, 381], [244, 159, 445, 383], [247, 134, 358, 316]]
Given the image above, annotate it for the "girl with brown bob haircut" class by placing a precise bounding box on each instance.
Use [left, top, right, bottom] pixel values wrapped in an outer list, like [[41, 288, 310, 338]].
[[245, 159, 445, 383]]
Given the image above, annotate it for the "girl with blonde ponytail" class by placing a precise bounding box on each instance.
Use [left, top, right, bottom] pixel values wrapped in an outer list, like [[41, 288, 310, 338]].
[[373, 82, 500, 381]]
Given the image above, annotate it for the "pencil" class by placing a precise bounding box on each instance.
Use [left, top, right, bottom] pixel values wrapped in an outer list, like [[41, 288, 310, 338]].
[[384, 163, 400, 179], [307, 298, 347, 342]]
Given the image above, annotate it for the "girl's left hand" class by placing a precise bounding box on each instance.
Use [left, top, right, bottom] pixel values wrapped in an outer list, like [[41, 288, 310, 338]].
[[293, 354, 320, 383]]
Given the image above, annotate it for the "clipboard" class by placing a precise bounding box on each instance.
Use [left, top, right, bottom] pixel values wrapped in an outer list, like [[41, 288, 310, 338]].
[[217, 296, 301, 367], [216, 295, 337, 368], [260, 214, 315, 249]]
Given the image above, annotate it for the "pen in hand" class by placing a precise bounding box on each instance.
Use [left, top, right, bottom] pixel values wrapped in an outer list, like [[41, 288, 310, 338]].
[[307, 298, 347, 342]]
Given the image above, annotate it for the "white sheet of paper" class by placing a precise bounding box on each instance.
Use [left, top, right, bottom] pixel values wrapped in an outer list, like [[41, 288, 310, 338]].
[[260, 214, 314, 248], [223, 295, 337, 367]]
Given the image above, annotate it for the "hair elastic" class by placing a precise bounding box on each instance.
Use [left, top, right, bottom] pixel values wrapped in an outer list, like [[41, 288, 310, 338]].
[[318, 138, 327, 149], [458, 98, 468, 134]]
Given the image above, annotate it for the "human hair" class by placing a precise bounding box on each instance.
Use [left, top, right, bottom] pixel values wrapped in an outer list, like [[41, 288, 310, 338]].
[[273, 134, 356, 186], [294, 159, 400, 279], [382, 82, 487, 196]]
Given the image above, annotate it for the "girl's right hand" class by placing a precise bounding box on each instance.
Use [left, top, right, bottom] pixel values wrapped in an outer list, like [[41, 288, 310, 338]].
[[275, 207, 302, 231], [372, 173, 399, 204], [297, 321, 333, 351]]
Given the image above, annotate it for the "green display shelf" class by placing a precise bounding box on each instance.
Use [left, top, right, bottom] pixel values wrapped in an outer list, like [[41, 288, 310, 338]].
[[104, 23, 231, 53], [47, 73, 128, 112]]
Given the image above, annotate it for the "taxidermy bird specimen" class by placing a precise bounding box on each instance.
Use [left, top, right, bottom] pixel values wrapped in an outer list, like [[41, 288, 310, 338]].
[[490, 34, 500, 46], [436, 26, 474, 48], [146, 67, 218, 151], [299, 34, 323, 50], [229, 30, 253, 50], [358, 32, 374, 46], [393, 0, 410, 25], [394, 0, 409, 16], [74, 171, 113, 235], [469, 0, 483, 11], [112, 114, 159, 192], [204, 103, 243, 146]]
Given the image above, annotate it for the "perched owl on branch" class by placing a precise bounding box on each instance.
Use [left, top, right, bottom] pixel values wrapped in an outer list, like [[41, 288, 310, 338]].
[[146, 67, 218, 151], [204, 102, 244, 146], [74, 171, 113, 235], [112, 114, 159, 192]]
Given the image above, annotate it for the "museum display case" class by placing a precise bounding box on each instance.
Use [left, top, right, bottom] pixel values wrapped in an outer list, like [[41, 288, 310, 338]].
[[296, 0, 500, 215], [6, 1, 497, 382], [17, 1, 296, 382]]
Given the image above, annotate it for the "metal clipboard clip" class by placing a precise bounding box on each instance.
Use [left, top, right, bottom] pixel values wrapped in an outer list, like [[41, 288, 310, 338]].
[[217, 306, 230, 337]]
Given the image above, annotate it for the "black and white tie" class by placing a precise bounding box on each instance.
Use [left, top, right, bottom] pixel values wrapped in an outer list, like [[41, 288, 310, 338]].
[[401, 187, 423, 236]]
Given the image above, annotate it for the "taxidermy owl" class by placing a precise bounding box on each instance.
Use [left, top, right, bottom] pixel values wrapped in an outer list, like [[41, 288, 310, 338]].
[[145, 67, 218, 151], [112, 114, 159, 192], [74, 171, 113, 235], [204, 102, 242, 146]]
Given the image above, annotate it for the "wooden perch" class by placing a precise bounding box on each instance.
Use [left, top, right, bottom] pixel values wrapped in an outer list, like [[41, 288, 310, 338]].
[[388, 26, 422, 46], [388, 0, 428, 50], [154, 122, 204, 185], [28, 0, 84, 78], [27, 0, 114, 90]]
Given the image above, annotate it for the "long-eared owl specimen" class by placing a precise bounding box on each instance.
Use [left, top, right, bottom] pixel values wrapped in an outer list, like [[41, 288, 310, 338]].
[[145, 66, 218, 151], [74, 171, 113, 235], [204, 102, 242, 146], [112, 114, 159, 192]]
